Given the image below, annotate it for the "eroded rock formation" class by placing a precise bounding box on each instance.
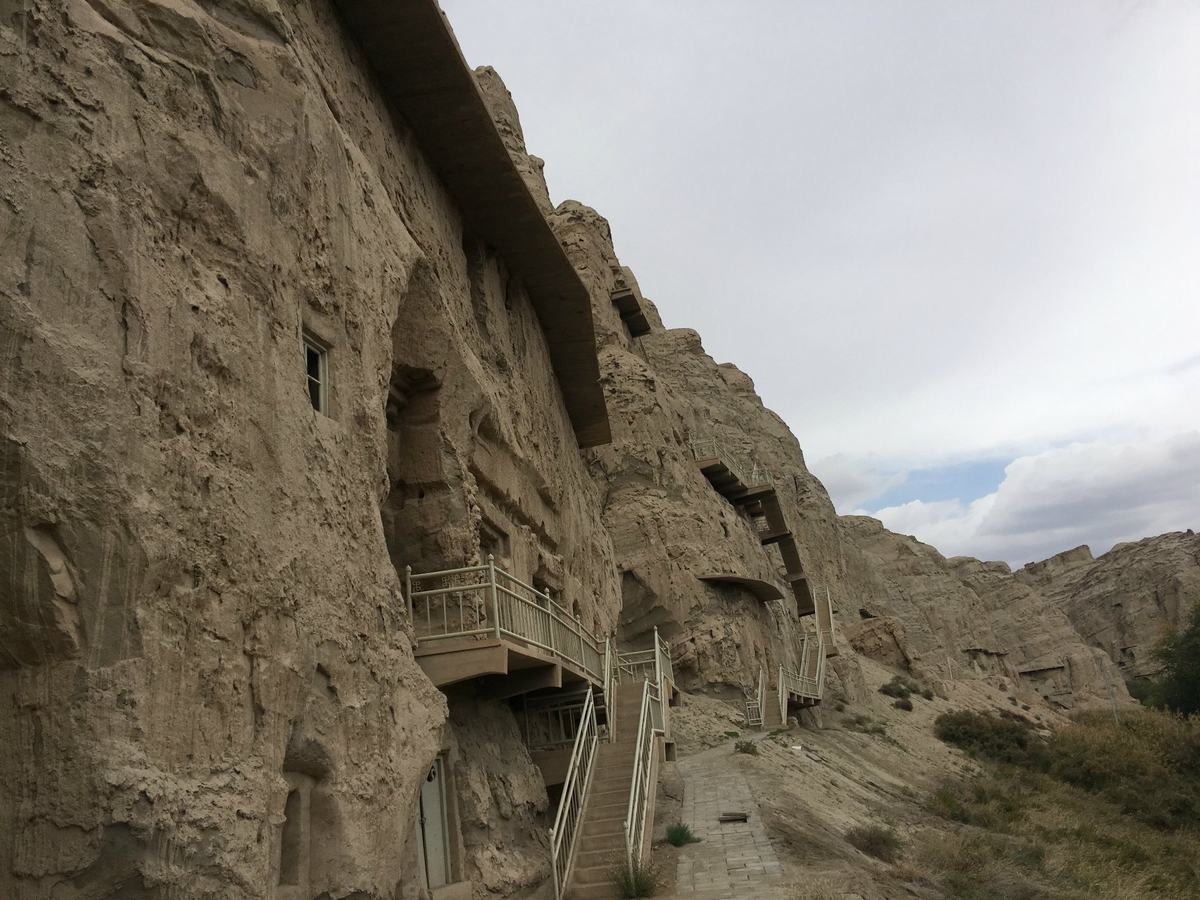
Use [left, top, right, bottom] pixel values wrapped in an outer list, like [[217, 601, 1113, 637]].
[[4, 2, 1196, 898], [838, 517, 1130, 708], [1018, 532, 1200, 680], [1, 2, 616, 897]]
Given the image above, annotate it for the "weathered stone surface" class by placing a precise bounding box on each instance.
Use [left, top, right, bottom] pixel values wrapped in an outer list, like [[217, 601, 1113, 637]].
[[1, 4, 617, 898], [548, 200, 847, 701], [1018, 531, 1200, 680], [839, 517, 1130, 709], [5, 2, 1195, 897]]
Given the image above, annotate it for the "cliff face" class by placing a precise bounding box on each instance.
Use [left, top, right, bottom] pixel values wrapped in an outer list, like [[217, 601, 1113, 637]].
[[838, 517, 1129, 708], [1018, 532, 1200, 680], [4, 4, 1194, 898], [546, 198, 854, 701], [1, 3, 617, 898]]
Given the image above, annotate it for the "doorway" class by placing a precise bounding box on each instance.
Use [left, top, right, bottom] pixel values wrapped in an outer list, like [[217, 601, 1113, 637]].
[[418, 756, 451, 890]]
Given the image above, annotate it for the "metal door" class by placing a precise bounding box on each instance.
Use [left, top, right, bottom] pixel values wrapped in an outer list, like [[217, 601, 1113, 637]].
[[419, 757, 450, 888]]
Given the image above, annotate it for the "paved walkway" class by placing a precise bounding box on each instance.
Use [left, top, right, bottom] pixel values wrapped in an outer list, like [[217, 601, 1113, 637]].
[[671, 747, 786, 898]]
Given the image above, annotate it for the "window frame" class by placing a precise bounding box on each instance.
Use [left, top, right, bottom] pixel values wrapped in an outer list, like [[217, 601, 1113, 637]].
[[302, 331, 330, 415]]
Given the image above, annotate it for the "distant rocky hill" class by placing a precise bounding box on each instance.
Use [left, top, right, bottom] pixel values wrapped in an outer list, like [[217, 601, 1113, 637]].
[[1018, 531, 1200, 681], [837, 516, 1128, 710]]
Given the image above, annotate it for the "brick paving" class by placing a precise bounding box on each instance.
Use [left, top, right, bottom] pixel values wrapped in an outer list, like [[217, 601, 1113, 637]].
[[671, 746, 786, 898]]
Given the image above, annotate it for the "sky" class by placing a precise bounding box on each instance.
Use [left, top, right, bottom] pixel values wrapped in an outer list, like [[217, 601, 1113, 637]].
[[441, 0, 1200, 567]]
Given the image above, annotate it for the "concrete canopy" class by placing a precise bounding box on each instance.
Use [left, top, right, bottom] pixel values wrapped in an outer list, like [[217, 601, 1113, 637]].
[[333, 0, 611, 447], [698, 574, 784, 603]]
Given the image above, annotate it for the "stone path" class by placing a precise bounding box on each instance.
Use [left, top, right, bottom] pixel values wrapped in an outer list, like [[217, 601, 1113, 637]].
[[671, 746, 786, 898]]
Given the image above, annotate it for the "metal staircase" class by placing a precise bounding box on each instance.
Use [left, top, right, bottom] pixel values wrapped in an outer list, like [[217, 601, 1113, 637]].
[[548, 631, 674, 899]]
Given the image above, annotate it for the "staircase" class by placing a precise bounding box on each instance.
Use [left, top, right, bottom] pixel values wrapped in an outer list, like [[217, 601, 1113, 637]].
[[566, 681, 646, 899]]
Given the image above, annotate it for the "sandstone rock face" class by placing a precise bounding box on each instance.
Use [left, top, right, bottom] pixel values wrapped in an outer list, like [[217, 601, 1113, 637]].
[[548, 200, 850, 703], [1, 4, 617, 898], [1018, 532, 1200, 680], [839, 517, 1130, 709], [4, 2, 1190, 897]]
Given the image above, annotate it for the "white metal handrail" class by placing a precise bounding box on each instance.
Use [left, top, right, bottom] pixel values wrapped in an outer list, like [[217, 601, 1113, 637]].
[[623, 678, 664, 874], [654, 628, 674, 688], [778, 631, 826, 709], [689, 437, 771, 488], [405, 557, 605, 683], [614, 627, 674, 689], [523, 693, 593, 751], [758, 665, 767, 725], [550, 687, 599, 899], [603, 639, 614, 739], [744, 666, 766, 727]]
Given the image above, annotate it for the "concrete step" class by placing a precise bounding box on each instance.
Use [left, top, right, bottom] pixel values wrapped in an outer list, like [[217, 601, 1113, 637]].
[[574, 862, 620, 887], [575, 846, 626, 871], [573, 829, 624, 853], [589, 783, 633, 800], [568, 880, 618, 900], [581, 815, 625, 838], [588, 798, 631, 818]]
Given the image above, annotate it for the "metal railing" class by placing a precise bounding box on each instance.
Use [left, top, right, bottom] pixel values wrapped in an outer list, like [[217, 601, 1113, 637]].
[[550, 687, 599, 899], [818, 587, 836, 652], [614, 628, 673, 687], [744, 666, 766, 728], [778, 631, 826, 712], [405, 557, 605, 683], [623, 678, 664, 873], [689, 437, 772, 488], [523, 692, 594, 751], [655, 630, 674, 689], [603, 640, 614, 739]]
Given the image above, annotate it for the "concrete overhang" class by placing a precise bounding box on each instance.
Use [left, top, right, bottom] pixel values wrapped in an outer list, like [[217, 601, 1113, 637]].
[[333, 0, 611, 447], [698, 574, 784, 603]]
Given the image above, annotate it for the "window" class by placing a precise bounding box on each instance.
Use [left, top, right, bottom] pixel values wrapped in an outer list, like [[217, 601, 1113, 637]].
[[303, 332, 328, 414]]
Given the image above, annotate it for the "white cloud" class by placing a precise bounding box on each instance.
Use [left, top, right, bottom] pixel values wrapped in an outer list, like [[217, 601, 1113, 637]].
[[867, 432, 1200, 566], [810, 454, 908, 511], [442, 2, 1200, 564]]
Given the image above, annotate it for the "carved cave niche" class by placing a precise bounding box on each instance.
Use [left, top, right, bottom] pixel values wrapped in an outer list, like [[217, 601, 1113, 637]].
[[381, 268, 450, 574]]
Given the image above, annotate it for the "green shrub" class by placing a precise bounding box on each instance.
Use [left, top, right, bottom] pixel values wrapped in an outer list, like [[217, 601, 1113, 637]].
[[1148, 604, 1200, 715], [666, 822, 700, 846], [936, 707, 1200, 832], [934, 710, 1045, 767], [922, 688, 935, 701], [845, 824, 901, 862], [734, 739, 758, 755], [894, 698, 914, 712], [612, 858, 659, 898], [723, 730, 741, 738], [1042, 709, 1200, 829], [879, 680, 910, 699]]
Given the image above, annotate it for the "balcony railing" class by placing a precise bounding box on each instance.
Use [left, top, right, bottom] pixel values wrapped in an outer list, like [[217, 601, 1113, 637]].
[[405, 557, 606, 684], [523, 692, 596, 751], [689, 437, 772, 488], [778, 630, 826, 716]]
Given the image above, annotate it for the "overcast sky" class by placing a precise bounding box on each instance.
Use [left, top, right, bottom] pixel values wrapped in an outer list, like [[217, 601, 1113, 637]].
[[442, 0, 1200, 567]]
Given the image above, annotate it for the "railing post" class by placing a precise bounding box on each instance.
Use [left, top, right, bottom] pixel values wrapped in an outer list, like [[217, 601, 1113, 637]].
[[653, 626, 662, 692], [488, 554, 501, 640], [405, 565, 414, 645]]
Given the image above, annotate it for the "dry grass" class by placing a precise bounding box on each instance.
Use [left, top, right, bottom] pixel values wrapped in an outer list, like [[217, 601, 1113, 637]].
[[916, 756, 1200, 899], [786, 878, 844, 900]]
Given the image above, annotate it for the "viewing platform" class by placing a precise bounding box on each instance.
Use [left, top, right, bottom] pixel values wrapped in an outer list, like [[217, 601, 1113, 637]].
[[405, 558, 606, 692], [690, 438, 774, 505]]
